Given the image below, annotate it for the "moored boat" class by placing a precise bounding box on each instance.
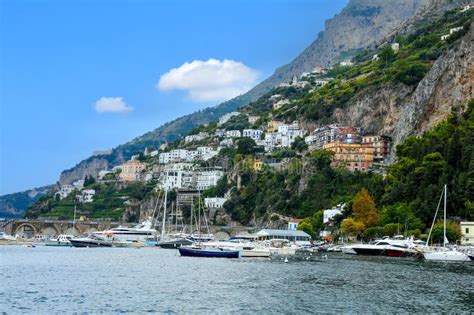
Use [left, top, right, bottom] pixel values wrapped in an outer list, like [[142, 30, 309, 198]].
[[178, 245, 240, 258], [44, 234, 74, 247], [70, 235, 113, 248]]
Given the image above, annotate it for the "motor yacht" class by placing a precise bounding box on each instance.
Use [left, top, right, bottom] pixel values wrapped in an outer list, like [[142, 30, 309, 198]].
[[93, 219, 157, 242], [45, 234, 74, 246]]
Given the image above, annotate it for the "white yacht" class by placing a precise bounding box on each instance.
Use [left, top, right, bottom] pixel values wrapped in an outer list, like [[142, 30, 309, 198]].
[[44, 234, 74, 246], [208, 239, 271, 257], [93, 219, 157, 241]]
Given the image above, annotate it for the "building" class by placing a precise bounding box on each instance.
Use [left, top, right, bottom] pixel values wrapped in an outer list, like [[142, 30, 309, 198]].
[[248, 115, 260, 125], [218, 112, 240, 126], [362, 135, 391, 162], [185, 132, 209, 143], [225, 130, 241, 138], [441, 34, 450, 41], [312, 65, 328, 74], [340, 59, 353, 67], [461, 4, 471, 12], [98, 170, 112, 180], [266, 120, 285, 132], [195, 169, 224, 190], [391, 42, 400, 53], [214, 129, 226, 137], [323, 142, 374, 172], [119, 160, 147, 181], [273, 99, 289, 110], [82, 189, 96, 203], [305, 125, 361, 149], [255, 229, 311, 245], [242, 129, 263, 141], [159, 149, 190, 164], [55, 185, 75, 200], [449, 26, 463, 34], [323, 204, 345, 224], [150, 150, 159, 157], [158, 170, 195, 190], [460, 222, 474, 245], [220, 138, 234, 148], [288, 219, 303, 231], [204, 197, 228, 209]]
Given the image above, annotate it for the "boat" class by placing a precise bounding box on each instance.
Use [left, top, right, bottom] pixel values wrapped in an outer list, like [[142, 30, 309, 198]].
[[340, 245, 357, 255], [112, 240, 145, 248], [207, 239, 271, 257], [422, 185, 470, 262], [178, 245, 240, 258], [44, 234, 74, 246], [69, 234, 113, 248], [352, 236, 418, 257], [0, 232, 17, 243], [92, 218, 157, 242], [157, 237, 193, 249]]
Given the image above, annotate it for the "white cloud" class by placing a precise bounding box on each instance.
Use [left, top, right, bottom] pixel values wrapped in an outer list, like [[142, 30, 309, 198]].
[[157, 59, 259, 102], [94, 97, 133, 113]]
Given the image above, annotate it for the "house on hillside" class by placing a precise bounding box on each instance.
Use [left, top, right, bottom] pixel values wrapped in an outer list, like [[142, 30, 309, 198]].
[[119, 160, 147, 181]]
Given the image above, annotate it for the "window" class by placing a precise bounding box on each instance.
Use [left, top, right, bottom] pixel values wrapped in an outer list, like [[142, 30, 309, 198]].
[[466, 228, 470, 234]]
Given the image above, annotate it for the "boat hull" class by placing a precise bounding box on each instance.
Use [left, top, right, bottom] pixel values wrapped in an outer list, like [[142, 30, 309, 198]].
[[423, 251, 470, 262], [241, 249, 271, 257], [353, 247, 386, 256], [178, 247, 239, 258], [70, 239, 113, 248], [158, 239, 193, 249]]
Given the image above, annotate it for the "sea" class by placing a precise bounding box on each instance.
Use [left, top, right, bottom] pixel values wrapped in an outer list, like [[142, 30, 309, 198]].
[[1, 246, 473, 314]]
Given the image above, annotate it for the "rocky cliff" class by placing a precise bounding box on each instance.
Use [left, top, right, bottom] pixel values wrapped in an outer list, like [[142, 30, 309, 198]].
[[58, 0, 448, 185], [333, 20, 473, 149]]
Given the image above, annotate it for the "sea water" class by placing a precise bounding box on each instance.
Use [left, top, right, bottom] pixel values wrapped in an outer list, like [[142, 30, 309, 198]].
[[1, 246, 473, 313]]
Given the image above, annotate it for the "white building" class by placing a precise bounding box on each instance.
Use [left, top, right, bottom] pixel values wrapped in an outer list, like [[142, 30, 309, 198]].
[[82, 189, 96, 203], [220, 138, 234, 148], [205, 197, 228, 209], [449, 26, 463, 34], [288, 219, 303, 231], [248, 115, 260, 124], [218, 112, 240, 126], [55, 185, 75, 200], [158, 170, 195, 190], [159, 149, 190, 164], [340, 59, 353, 67], [323, 204, 345, 224], [196, 170, 224, 190], [72, 180, 85, 189], [150, 150, 159, 157], [391, 42, 400, 53], [273, 99, 289, 110], [242, 129, 263, 141], [225, 130, 241, 138], [185, 132, 209, 143], [214, 129, 226, 137], [98, 170, 111, 180]]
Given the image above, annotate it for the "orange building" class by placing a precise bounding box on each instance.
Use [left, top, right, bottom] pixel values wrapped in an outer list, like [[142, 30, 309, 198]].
[[323, 142, 374, 172], [362, 135, 391, 162], [119, 160, 147, 181]]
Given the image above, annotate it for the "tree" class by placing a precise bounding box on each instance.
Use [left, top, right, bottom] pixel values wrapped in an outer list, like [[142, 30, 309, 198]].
[[352, 188, 379, 227], [341, 218, 365, 237], [378, 45, 396, 66], [430, 220, 462, 245], [236, 138, 256, 155], [298, 220, 315, 239], [291, 136, 308, 152]]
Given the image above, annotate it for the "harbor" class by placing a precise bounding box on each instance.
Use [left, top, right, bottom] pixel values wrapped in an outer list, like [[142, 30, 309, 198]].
[[1, 245, 473, 313]]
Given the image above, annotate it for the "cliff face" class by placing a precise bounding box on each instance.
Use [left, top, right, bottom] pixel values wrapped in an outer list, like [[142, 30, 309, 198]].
[[334, 21, 473, 150], [57, 0, 441, 185]]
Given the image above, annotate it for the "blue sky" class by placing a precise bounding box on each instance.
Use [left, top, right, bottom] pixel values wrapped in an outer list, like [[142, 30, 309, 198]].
[[0, 0, 347, 195]]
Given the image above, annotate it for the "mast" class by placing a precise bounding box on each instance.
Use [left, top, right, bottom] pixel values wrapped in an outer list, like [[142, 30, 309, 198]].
[[161, 188, 168, 240], [443, 184, 447, 247], [73, 205, 77, 225]]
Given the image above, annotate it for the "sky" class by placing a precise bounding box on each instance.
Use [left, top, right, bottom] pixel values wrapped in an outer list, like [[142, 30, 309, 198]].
[[0, 0, 348, 195]]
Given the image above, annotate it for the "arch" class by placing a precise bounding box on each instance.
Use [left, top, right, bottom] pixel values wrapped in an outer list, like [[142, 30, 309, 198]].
[[214, 230, 231, 240], [65, 227, 81, 236], [14, 223, 37, 239], [40, 226, 59, 238]]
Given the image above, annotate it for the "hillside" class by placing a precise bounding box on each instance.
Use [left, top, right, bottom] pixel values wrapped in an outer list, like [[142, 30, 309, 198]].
[[26, 7, 474, 240], [57, 0, 453, 185], [0, 185, 52, 218]]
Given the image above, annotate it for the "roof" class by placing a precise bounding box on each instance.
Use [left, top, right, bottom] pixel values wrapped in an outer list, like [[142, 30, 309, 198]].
[[288, 219, 303, 223], [256, 229, 310, 238]]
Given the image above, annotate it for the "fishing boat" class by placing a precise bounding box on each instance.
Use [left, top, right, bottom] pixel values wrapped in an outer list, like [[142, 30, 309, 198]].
[[69, 234, 113, 248], [422, 185, 470, 262], [178, 245, 240, 258]]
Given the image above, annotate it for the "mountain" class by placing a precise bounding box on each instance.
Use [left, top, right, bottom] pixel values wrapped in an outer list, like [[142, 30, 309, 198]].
[[57, 0, 461, 185], [0, 185, 52, 218]]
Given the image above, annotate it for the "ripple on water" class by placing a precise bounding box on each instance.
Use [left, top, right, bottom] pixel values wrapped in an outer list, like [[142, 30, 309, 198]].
[[1, 247, 473, 313]]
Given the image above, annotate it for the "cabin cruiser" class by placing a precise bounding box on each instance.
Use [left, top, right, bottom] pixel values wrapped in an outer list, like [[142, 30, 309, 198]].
[[261, 239, 300, 256], [352, 236, 419, 257], [45, 234, 74, 246], [423, 247, 471, 262], [69, 234, 113, 248], [93, 219, 157, 242]]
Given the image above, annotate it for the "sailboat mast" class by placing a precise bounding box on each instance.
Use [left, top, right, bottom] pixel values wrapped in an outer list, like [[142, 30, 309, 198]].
[[161, 188, 168, 240], [443, 184, 447, 247]]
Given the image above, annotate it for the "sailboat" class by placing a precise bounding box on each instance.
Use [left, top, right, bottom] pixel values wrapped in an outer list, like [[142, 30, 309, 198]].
[[178, 191, 239, 258], [422, 185, 470, 262]]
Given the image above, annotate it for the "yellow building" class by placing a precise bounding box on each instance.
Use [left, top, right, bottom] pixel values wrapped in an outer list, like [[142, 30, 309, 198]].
[[119, 160, 147, 181], [266, 120, 285, 132], [323, 142, 374, 172], [460, 221, 474, 245]]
